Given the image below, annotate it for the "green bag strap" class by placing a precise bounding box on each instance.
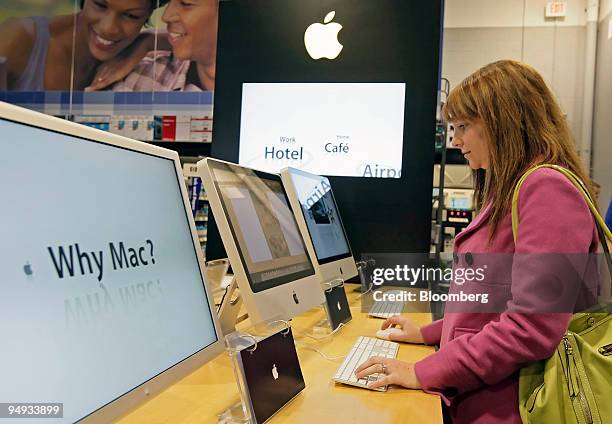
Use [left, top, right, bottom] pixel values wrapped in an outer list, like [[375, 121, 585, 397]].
[[511, 163, 612, 245]]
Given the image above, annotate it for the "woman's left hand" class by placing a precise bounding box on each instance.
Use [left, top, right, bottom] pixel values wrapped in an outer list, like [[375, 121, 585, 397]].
[[354, 356, 422, 390], [85, 33, 155, 91]]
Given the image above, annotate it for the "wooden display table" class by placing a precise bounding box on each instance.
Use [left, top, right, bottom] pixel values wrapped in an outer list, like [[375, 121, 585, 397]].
[[119, 288, 442, 423]]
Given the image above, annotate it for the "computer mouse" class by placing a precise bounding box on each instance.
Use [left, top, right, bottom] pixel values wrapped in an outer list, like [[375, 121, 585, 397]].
[[375, 327, 402, 340]]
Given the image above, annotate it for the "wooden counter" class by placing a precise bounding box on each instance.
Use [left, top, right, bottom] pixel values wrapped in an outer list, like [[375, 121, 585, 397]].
[[118, 288, 442, 423]]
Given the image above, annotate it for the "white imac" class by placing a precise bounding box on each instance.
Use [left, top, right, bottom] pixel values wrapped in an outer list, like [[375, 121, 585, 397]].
[[280, 167, 358, 284], [198, 158, 325, 325], [0, 102, 224, 423]]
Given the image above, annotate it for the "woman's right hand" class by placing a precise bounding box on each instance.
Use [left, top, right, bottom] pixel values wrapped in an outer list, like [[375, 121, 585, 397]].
[[381, 316, 424, 344]]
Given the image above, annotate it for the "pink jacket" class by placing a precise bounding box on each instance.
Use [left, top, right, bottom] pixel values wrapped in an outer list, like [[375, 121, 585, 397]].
[[414, 168, 600, 423]]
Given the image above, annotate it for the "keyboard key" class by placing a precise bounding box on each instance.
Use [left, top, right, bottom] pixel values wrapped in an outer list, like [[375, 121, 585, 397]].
[[332, 336, 399, 391]]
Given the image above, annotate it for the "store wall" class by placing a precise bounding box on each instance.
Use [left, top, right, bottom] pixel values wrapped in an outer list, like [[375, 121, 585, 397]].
[[442, 0, 588, 175], [593, 0, 612, 209]]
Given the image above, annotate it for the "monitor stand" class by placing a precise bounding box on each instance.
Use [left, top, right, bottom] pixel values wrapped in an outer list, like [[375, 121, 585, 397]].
[[354, 260, 375, 293], [218, 277, 248, 335]]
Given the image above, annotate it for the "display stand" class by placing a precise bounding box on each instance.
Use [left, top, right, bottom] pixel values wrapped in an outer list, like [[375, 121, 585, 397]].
[[313, 278, 345, 333], [217, 327, 257, 424], [218, 320, 300, 424], [206, 258, 231, 298], [218, 277, 248, 335], [354, 259, 376, 293]]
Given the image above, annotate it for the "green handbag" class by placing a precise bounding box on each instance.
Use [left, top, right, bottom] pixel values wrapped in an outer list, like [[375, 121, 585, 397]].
[[511, 164, 612, 424]]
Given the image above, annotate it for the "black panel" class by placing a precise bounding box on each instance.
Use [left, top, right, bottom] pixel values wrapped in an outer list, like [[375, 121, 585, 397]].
[[238, 328, 305, 423], [150, 141, 212, 157], [210, 0, 443, 257]]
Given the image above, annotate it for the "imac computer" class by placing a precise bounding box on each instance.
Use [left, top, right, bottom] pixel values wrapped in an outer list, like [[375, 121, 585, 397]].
[[280, 167, 358, 284], [198, 158, 325, 326], [0, 102, 224, 423]]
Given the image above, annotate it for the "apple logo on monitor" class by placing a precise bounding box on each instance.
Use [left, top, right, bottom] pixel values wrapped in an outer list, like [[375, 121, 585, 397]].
[[272, 364, 279, 380], [23, 262, 33, 276], [304, 11, 343, 60]]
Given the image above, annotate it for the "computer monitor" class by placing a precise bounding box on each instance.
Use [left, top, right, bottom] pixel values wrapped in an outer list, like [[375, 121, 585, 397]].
[[198, 157, 325, 325], [0, 102, 224, 423], [280, 167, 358, 284]]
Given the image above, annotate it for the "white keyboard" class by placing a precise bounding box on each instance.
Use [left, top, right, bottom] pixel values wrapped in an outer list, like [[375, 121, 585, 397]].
[[333, 336, 399, 391], [368, 299, 403, 319]]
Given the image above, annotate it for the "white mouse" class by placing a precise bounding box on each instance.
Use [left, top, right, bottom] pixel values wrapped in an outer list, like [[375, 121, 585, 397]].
[[375, 327, 403, 340]]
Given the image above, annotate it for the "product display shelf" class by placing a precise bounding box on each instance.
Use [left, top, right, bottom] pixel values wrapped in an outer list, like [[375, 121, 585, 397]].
[[182, 160, 209, 258]]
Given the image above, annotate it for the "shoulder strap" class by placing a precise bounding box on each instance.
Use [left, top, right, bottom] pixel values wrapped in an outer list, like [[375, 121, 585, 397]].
[[511, 163, 612, 275], [511, 164, 612, 243]]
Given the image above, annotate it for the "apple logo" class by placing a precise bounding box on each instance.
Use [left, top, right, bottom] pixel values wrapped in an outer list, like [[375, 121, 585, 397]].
[[337, 301, 342, 311], [292, 291, 300, 304], [23, 262, 33, 276], [272, 364, 279, 380], [304, 11, 344, 60]]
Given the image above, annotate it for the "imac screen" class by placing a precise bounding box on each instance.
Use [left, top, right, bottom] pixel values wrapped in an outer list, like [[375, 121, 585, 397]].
[[0, 118, 218, 422], [207, 161, 315, 292], [287, 170, 351, 264]]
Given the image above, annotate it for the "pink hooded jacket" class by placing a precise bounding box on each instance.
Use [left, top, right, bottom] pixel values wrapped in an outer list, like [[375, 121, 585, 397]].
[[414, 168, 600, 423]]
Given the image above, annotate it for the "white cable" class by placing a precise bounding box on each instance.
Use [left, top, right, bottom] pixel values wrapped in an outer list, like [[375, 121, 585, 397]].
[[295, 342, 346, 361], [357, 282, 374, 299]]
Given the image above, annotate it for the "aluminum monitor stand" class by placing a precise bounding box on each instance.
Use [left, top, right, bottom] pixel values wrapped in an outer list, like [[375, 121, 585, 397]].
[[218, 276, 248, 335]]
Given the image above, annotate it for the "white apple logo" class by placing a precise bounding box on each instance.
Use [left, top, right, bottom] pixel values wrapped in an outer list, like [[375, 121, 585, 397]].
[[337, 301, 342, 311], [304, 11, 343, 60], [272, 364, 279, 380]]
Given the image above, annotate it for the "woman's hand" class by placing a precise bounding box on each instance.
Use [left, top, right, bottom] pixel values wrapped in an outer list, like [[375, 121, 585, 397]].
[[85, 59, 137, 91], [84, 33, 156, 91], [381, 316, 424, 344], [354, 356, 421, 390]]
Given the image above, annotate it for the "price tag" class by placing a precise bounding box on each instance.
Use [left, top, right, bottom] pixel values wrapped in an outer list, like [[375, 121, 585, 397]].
[[182, 163, 199, 177]]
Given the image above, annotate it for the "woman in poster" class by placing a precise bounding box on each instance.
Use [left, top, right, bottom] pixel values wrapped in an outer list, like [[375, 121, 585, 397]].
[[0, 0, 168, 90]]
